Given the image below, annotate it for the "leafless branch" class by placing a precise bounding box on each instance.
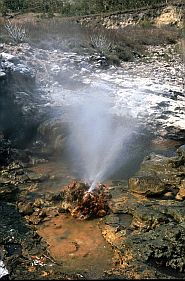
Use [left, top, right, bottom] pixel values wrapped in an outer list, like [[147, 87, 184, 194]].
[[4, 19, 28, 44]]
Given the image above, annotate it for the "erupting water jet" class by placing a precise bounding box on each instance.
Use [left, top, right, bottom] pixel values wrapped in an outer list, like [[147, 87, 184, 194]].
[[66, 90, 138, 191]]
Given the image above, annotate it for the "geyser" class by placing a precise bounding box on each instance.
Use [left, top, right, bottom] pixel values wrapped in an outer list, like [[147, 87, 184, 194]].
[[67, 91, 138, 191]]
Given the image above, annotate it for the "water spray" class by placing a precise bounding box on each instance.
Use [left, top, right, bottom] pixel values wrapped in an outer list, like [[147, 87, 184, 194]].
[[67, 90, 137, 190]]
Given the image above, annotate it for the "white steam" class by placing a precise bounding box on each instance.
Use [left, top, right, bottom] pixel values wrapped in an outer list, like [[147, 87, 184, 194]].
[[67, 91, 137, 191]]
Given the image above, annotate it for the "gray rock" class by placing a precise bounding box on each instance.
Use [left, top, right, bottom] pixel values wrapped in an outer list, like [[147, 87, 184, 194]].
[[13, 63, 35, 79], [0, 71, 6, 79], [177, 145, 185, 159], [131, 205, 169, 229], [37, 118, 69, 153], [138, 153, 184, 186], [124, 223, 185, 272], [161, 202, 185, 223], [0, 184, 19, 201], [128, 175, 167, 196], [1, 52, 17, 63]]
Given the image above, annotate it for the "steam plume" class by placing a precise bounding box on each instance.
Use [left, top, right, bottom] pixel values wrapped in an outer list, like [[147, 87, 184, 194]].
[[67, 91, 137, 191]]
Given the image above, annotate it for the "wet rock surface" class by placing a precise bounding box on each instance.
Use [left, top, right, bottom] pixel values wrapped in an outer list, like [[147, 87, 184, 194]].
[[0, 141, 185, 279], [37, 214, 114, 279], [101, 145, 185, 279], [1, 37, 184, 144], [128, 175, 168, 196], [0, 49, 48, 147], [0, 139, 12, 166], [0, 154, 115, 279], [0, 175, 89, 280]]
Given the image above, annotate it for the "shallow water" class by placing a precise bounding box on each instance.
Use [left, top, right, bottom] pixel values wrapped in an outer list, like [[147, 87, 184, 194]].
[[37, 214, 113, 278]]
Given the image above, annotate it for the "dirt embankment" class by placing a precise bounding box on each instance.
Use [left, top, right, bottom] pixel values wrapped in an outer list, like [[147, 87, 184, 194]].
[[75, 2, 184, 29]]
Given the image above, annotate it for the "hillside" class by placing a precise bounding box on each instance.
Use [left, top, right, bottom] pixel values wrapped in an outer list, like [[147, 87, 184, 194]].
[[0, 0, 184, 17]]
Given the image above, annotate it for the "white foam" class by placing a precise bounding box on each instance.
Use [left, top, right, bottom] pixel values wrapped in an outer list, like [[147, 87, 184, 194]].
[[0, 261, 8, 279]]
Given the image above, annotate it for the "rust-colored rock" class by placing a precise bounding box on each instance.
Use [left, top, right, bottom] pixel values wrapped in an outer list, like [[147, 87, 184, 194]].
[[60, 181, 110, 219]]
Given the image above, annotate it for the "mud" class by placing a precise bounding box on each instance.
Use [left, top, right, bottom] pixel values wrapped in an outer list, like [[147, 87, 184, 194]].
[[0, 157, 117, 280], [37, 214, 113, 278]]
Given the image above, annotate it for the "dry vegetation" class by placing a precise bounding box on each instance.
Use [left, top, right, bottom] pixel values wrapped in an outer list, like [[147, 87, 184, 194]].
[[0, 7, 183, 64], [0, 0, 175, 16]]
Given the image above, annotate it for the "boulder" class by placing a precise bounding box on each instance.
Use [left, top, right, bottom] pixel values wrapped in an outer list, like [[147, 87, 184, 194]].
[[177, 144, 185, 159], [0, 52, 45, 146], [138, 152, 184, 186], [37, 118, 69, 154], [128, 175, 168, 196]]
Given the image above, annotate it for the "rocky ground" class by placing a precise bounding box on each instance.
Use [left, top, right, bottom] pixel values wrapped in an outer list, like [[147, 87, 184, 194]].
[[0, 23, 185, 279], [0, 140, 185, 279]]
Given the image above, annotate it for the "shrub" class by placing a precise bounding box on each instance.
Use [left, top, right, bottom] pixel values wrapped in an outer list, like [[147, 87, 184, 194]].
[[4, 19, 28, 44], [139, 18, 152, 28], [90, 33, 112, 53]]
